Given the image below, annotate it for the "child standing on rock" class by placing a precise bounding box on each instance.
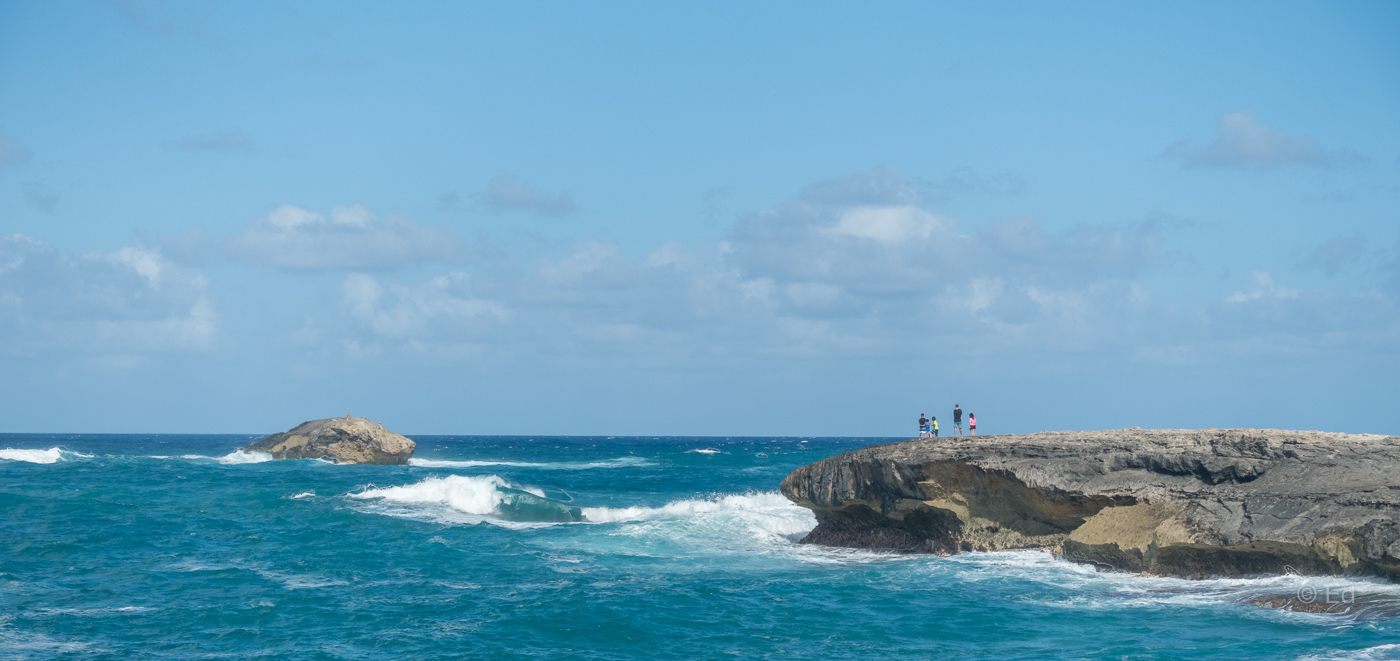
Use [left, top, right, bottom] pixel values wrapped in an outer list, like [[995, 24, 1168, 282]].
[[969, 413, 977, 436], [931, 416, 939, 438]]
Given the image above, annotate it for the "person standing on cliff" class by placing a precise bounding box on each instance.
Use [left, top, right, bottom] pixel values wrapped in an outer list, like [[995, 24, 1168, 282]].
[[918, 413, 929, 439], [969, 413, 977, 436], [953, 405, 963, 437], [931, 416, 939, 438]]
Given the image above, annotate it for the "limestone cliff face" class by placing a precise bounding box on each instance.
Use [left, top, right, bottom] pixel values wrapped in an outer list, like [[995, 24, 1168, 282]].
[[780, 429, 1400, 580], [243, 417, 415, 465]]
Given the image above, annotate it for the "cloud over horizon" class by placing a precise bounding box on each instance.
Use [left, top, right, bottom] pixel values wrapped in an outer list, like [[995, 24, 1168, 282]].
[[0, 235, 215, 362], [297, 170, 1398, 377], [221, 205, 468, 271]]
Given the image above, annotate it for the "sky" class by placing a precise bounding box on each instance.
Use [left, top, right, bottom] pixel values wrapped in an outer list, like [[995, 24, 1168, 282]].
[[0, 1, 1397, 436]]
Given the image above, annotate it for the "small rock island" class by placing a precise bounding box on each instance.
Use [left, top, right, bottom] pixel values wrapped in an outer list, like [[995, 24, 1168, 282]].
[[781, 428, 1400, 581], [242, 416, 415, 465]]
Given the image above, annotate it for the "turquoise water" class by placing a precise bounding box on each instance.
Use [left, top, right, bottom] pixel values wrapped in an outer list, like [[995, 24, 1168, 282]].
[[2, 434, 1398, 660]]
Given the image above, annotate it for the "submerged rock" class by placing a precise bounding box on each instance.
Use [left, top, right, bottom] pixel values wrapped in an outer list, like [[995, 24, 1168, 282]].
[[780, 428, 1400, 581], [243, 417, 415, 465]]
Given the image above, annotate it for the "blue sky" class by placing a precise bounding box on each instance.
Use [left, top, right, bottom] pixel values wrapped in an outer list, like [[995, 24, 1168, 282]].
[[1, 1, 1397, 435]]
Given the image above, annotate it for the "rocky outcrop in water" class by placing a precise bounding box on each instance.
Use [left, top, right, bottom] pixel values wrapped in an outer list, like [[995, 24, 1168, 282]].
[[243, 417, 415, 465], [780, 429, 1400, 581]]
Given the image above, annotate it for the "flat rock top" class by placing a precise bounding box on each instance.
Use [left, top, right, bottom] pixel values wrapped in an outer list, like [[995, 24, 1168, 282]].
[[278, 417, 414, 453], [787, 428, 1400, 504]]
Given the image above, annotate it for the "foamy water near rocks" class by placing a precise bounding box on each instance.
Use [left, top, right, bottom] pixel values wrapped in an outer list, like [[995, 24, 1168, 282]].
[[243, 417, 415, 465], [781, 428, 1400, 581]]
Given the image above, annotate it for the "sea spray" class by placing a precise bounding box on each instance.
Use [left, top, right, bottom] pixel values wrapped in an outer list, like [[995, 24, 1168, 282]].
[[350, 474, 583, 523], [0, 447, 89, 464]]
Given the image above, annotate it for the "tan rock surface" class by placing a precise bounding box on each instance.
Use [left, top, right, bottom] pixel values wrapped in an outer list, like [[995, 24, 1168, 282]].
[[243, 417, 415, 465]]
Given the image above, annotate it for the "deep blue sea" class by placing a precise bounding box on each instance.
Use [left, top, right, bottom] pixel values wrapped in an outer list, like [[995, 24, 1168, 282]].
[[2, 434, 1398, 660]]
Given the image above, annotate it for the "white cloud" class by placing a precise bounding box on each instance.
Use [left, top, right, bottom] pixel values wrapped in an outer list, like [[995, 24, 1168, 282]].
[[323, 171, 1178, 363], [0, 235, 215, 358], [341, 272, 508, 340], [480, 174, 574, 216], [248, 169, 1393, 373], [226, 204, 466, 271], [822, 206, 951, 244], [1165, 112, 1354, 170], [1227, 272, 1300, 303]]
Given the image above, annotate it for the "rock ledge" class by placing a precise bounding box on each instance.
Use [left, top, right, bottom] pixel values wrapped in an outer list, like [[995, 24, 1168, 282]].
[[243, 417, 415, 465], [780, 428, 1400, 581]]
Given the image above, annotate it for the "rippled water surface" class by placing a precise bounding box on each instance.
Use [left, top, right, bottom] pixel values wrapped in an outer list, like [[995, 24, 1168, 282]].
[[2, 434, 1398, 660]]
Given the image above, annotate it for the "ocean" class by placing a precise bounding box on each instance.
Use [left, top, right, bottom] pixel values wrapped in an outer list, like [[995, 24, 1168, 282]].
[[1, 433, 1397, 660]]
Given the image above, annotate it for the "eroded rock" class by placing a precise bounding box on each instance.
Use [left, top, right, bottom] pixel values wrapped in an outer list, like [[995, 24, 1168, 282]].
[[780, 428, 1400, 580], [243, 417, 415, 465]]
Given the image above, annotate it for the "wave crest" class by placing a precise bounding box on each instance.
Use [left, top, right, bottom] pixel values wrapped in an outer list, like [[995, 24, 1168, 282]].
[[0, 447, 85, 464], [350, 475, 582, 525], [216, 450, 273, 465]]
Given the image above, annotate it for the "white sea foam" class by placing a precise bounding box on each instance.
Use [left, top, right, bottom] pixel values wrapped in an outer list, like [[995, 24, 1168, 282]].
[[407, 456, 650, 470], [290, 491, 315, 499], [215, 450, 273, 464], [1298, 644, 1400, 661], [936, 549, 1400, 620], [581, 491, 813, 535], [0, 448, 65, 464], [349, 474, 562, 528], [686, 448, 721, 455], [353, 475, 546, 512]]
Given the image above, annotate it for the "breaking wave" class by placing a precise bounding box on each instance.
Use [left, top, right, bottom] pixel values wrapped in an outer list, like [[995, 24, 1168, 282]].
[[174, 451, 274, 464], [0, 448, 91, 464], [350, 475, 583, 526], [347, 473, 818, 551]]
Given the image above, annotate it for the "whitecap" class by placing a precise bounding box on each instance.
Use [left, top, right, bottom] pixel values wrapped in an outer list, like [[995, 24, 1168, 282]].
[[348, 474, 575, 527], [0, 447, 65, 464], [686, 448, 721, 455], [581, 491, 815, 537], [216, 450, 273, 465], [290, 491, 315, 500]]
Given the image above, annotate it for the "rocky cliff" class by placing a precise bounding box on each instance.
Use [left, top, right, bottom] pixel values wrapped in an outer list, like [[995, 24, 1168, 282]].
[[243, 417, 415, 465], [780, 429, 1400, 581]]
